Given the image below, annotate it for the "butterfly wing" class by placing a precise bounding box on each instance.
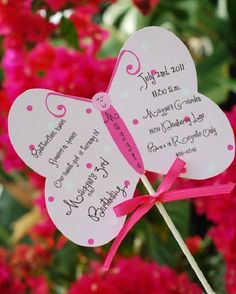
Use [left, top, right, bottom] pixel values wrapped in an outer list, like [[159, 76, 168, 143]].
[[128, 90, 235, 179], [108, 27, 235, 179], [8, 89, 139, 246]]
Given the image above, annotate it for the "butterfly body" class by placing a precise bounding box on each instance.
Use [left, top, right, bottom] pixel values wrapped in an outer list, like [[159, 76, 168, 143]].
[[92, 92, 144, 175]]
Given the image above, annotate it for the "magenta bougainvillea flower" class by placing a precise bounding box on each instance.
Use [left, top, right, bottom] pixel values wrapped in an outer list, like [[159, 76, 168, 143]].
[[69, 257, 201, 294]]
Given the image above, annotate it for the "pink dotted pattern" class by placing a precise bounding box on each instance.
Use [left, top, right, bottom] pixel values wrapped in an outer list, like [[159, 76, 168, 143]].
[[181, 167, 187, 174], [124, 180, 130, 186], [133, 119, 139, 125], [29, 144, 35, 151], [227, 144, 234, 151], [48, 196, 54, 203], [88, 238, 94, 245], [27, 105, 33, 111], [86, 108, 92, 114], [86, 163, 92, 169], [184, 116, 190, 122]]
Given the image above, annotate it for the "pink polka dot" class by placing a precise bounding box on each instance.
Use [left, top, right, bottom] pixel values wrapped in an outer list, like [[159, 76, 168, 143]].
[[88, 238, 94, 245], [86, 163, 92, 169], [48, 196, 54, 203], [133, 119, 139, 125], [29, 144, 35, 151], [27, 105, 33, 111], [181, 167, 187, 174], [151, 69, 157, 75], [184, 116, 190, 122], [124, 180, 130, 186], [227, 144, 234, 151], [86, 108, 92, 114]]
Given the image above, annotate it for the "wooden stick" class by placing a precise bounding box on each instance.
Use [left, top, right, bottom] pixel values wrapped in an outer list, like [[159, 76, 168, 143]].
[[140, 174, 215, 294]]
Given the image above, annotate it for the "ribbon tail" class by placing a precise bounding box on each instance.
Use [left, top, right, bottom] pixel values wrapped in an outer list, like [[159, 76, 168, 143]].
[[161, 183, 235, 203], [156, 158, 185, 195], [114, 195, 153, 217], [103, 199, 155, 271]]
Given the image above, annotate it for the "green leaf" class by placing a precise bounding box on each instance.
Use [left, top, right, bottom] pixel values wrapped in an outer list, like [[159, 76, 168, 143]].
[[49, 242, 78, 286], [197, 43, 231, 104], [60, 17, 79, 50], [197, 43, 228, 73], [0, 188, 29, 246], [103, 0, 131, 28], [135, 200, 191, 267], [99, 25, 125, 57], [208, 253, 226, 293], [165, 200, 191, 238]]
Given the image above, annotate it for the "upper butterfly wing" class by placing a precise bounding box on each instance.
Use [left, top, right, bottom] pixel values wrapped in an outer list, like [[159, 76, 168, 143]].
[[108, 27, 235, 179], [8, 89, 139, 246]]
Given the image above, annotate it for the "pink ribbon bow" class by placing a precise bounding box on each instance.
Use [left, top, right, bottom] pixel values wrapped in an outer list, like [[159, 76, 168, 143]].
[[103, 158, 235, 270]]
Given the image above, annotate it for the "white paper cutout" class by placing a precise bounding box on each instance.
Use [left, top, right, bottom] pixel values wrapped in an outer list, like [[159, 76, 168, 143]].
[[8, 27, 235, 247]]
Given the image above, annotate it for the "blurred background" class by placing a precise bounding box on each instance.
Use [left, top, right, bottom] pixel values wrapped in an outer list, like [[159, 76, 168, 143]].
[[0, 0, 236, 293]]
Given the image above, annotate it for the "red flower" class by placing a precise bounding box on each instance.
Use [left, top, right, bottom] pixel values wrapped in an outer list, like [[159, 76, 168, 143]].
[[0, 246, 51, 294], [27, 275, 49, 294], [186, 236, 202, 255], [44, 0, 116, 12], [0, 248, 26, 294], [0, 1, 55, 49], [10, 244, 51, 278], [132, 0, 161, 15], [69, 257, 201, 293], [70, 5, 109, 55], [44, 0, 68, 11], [0, 41, 116, 172]]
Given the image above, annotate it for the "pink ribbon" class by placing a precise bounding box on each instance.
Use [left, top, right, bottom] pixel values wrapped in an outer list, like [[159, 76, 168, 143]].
[[103, 158, 235, 270]]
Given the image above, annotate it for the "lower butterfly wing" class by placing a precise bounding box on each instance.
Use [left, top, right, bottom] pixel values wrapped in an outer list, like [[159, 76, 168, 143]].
[[8, 89, 139, 246]]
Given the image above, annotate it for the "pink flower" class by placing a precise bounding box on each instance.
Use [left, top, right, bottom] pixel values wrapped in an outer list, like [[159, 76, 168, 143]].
[[69, 274, 117, 294], [0, 133, 26, 171], [0, 245, 50, 293], [0, 1, 54, 49], [69, 256, 201, 293], [44, 0, 116, 12], [28, 170, 45, 190], [70, 5, 109, 55], [0, 247, 25, 294], [30, 217, 57, 240], [1, 41, 116, 172], [44, 0, 68, 11], [27, 275, 49, 294], [9, 244, 52, 284], [30, 193, 57, 239], [56, 235, 68, 250]]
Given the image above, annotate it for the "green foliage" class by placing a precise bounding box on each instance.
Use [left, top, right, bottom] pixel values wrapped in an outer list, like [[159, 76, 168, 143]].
[[60, 17, 79, 50], [143, 200, 190, 267], [0, 188, 29, 247], [49, 242, 78, 286]]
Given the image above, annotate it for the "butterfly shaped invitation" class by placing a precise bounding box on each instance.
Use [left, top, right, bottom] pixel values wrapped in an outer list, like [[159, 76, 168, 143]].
[[8, 27, 235, 293]]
